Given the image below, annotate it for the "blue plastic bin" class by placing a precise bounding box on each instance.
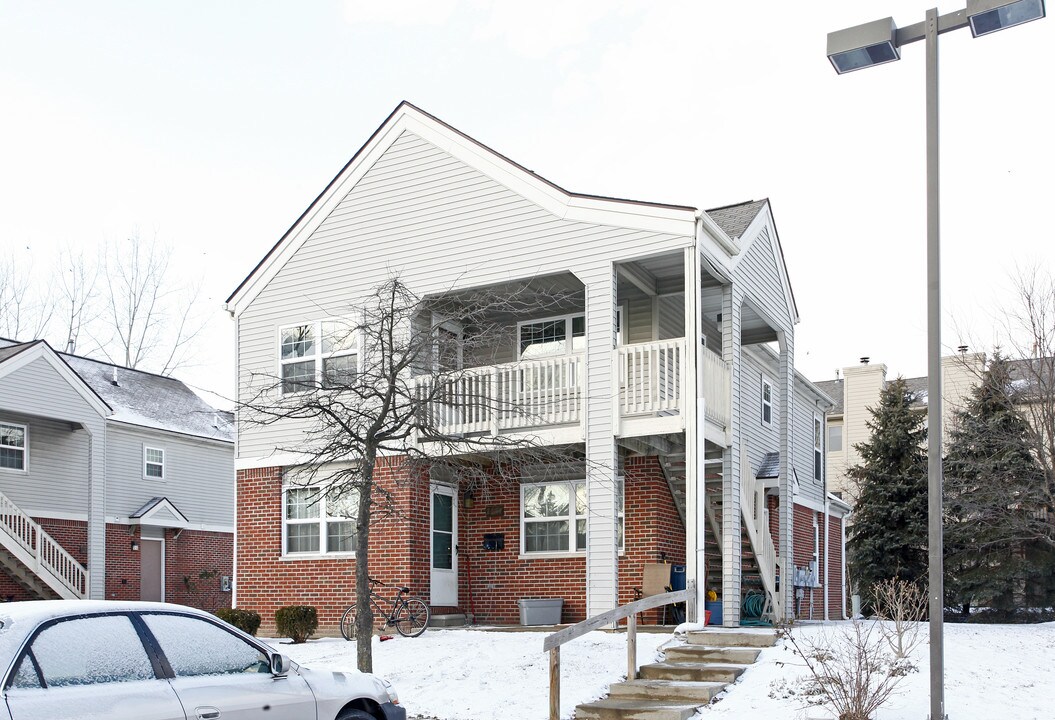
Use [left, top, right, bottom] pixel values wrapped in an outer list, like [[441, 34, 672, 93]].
[[705, 600, 723, 626]]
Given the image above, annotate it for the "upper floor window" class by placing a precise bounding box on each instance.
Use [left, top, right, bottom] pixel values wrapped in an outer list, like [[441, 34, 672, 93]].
[[814, 416, 823, 482], [144, 446, 165, 479], [279, 320, 357, 394], [518, 314, 585, 360], [284, 485, 358, 556], [0, 422, 27, 471], [520, 478, 623, 555], [760, 377, 773, 426], [828, 423, 843, 452]]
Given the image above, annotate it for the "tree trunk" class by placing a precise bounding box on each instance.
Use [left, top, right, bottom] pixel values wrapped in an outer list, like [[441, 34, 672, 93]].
[[355, 455, 376, 673]]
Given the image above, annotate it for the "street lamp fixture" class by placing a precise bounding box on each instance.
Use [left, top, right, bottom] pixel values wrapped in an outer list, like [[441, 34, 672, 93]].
[[968, 0, 1045, 36], [826, 3, 1044, 719]]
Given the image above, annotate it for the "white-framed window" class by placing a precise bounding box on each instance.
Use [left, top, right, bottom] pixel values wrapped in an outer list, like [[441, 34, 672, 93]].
[[828, 423, 843, 452], [0, 422, 27, 472], [279, 320, 357, 394], [283, 486, 359, 556], [814, 416, 823, 482], [520, 479, 623, 555], [143, 446, 165, 479], [761, 376, 774, 426], [517, 314, 585, 360]]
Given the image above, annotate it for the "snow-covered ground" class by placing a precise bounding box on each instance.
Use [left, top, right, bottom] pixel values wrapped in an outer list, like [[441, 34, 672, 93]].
[[267, 621, 1055, 720]]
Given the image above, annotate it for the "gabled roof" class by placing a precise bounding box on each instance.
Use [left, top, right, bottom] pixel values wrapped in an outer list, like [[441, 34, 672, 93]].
[[0, 338, 231, 442], [756, 451, 780, 480], [814, 379, 844, 415], [705, 199, 769, 241], [129, 496, 190, 528], [0, 340, 112, 418], [225, 101, 700, 317]]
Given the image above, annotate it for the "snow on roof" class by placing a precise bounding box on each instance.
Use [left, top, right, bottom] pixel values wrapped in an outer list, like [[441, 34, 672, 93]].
[[59, 353, 233, 443]]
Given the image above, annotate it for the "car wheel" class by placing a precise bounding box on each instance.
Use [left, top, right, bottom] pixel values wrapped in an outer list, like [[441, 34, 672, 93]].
[[336, 709, 375, 720]]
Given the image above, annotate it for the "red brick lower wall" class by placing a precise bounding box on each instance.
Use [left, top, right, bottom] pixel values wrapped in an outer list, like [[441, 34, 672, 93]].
[[0, 519, 231, 609], [765, 496, 846, 620], [237, 455, 687, 631], [235, 459, 429, 636]]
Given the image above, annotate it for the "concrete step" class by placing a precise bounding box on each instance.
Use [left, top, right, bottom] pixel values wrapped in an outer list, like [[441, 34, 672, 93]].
[[608, 678, 727, 704], [686, 630, 776, 648], [638, 662, 744, 683], [664, 645, 761, 664], [428, 613, 467, 627], [574, 698, 700, 720]]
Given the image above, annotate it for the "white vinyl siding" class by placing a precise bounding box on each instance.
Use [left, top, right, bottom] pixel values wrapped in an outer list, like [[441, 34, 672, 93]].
[[144, 446, 165, 479], [0, 422, 27, 471], [236, 129, 691, 461]]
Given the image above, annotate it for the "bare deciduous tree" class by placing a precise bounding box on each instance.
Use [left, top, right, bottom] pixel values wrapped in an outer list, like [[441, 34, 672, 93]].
[[94, 231, 206, 374], [871, 578, 927, 660], [0, 254, 53, 341], [239, 276, 598, 672], [53, 244, 99, 354]]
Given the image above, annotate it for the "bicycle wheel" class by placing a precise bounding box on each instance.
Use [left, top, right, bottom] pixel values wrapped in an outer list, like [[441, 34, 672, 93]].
[[392, 597, 430, 638], [339, 605, 357, 641]]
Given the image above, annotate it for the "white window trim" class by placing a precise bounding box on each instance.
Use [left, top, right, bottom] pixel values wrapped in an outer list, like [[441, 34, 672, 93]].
[[0, 421, 28, 473], [516, 313, 586, 360], [277, 319, 358, 395], [281, 485, 358, 559], [519, 479, 624, 558], [761, 375, 774, 426], [143, 445, 165, 480], [814, 415, 823, 483]]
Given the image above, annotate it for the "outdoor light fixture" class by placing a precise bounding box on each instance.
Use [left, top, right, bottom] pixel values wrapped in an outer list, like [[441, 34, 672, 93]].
[[827, 4, 1044, 718], [968, 0, 1045, 36], [826, 17, 899, 73], [131, 540, 140, 552]]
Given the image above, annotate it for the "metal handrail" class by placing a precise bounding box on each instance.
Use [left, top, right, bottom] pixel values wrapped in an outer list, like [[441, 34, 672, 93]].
[[542, 583, 695, 720]]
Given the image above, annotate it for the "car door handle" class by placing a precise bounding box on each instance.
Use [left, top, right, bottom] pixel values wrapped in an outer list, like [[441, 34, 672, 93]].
[[196, 708, 221, 720]]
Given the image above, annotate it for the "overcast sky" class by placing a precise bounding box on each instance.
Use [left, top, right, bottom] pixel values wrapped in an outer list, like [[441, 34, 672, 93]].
[[2, 0, 1052, 405]]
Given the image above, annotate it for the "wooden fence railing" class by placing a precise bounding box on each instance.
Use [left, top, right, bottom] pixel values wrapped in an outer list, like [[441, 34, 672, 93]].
[[541, 583, 695, 720]]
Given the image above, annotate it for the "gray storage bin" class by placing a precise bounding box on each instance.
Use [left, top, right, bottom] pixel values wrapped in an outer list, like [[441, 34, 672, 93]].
[[518, 598, 563, 625]]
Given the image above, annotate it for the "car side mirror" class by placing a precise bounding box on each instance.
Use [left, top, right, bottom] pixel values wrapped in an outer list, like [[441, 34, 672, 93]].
[[270, 653, 292, 676]]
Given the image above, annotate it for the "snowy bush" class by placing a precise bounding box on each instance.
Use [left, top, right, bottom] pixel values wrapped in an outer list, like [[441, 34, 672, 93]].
[[275, 605, 318, 643], [215, 608, 262, 636]]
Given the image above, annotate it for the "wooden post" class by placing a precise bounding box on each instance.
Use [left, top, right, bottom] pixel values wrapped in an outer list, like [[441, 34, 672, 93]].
[[627, 612, 637, 681], [549, 646, 560, 720]]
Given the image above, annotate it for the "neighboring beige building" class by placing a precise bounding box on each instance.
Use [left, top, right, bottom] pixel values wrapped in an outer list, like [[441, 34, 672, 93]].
[[813, 352, 985, 503]]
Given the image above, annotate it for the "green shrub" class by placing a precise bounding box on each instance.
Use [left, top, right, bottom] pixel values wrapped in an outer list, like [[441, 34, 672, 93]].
[[275, 605, 318, 643], [215, 608, 262, 636]]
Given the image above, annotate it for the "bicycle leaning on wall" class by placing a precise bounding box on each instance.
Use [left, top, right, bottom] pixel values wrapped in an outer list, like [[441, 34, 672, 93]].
[[340, 576, 431, 640]]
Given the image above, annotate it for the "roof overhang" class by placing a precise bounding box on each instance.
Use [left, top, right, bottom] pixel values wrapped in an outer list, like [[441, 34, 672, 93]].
[[129, 497, 191, 529]]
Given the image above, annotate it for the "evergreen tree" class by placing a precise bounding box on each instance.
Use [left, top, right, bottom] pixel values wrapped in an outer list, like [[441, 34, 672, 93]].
[[847, 377, 929, 603], [944, 354, 1055, 615]]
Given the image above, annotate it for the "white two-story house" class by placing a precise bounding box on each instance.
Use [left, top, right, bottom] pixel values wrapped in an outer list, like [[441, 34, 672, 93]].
[[226, 102, 848, 631], [0, 339, 234, 607]]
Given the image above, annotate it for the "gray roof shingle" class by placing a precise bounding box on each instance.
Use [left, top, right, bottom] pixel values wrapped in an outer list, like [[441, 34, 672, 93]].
[[705, 199, 768, 240]]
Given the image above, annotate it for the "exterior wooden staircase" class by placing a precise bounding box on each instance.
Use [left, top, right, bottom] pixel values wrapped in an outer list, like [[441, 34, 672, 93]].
[[574, 629, 777, 719], [0, 490, 88, 599]]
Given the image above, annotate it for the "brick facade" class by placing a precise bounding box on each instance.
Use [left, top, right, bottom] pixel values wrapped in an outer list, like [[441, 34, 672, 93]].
[[236, 455, 687, 632], [766, 496, 845, 620], [0, 518, 231, 609]]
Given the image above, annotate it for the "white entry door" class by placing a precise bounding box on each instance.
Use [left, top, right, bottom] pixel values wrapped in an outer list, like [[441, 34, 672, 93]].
[[430, 484, 457, 606]]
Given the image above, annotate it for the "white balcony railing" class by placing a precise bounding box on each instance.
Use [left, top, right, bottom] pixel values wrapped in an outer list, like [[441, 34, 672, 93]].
[[417, 339, 731, 437], [618, 339, 684, 417], [416, 355, 584, 436]]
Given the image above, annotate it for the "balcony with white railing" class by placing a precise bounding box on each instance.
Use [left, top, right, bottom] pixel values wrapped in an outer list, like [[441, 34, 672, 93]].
[[417, 338, 732, 442]]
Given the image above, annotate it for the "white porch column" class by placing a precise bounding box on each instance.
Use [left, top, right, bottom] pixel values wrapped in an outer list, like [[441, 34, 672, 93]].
[[778, 329, 795, 621], [583, 264, 619, 618], [683, 247, 702, 623], [721, 285, 743, 626], [83, 424, 106, 599]]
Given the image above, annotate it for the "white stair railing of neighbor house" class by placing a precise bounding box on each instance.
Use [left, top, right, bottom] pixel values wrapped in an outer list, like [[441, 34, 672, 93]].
[[618, 339, 684, 416], [0, 489, 88, 599], [416, 354, 584, 436], [701, 346, 732, 428], [739, 447, 780, 621]]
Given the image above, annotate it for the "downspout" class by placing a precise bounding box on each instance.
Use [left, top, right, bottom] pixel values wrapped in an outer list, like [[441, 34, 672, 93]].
[[231, 311, 239, 609], [823, 499, 830, 621], [841, 511, 849, 619]]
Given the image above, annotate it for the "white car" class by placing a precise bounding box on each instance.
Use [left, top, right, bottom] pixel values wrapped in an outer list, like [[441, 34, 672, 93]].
[[0, 600, 405, 720]]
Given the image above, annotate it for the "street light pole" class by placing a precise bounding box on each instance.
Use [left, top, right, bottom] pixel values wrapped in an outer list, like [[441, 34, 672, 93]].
[[826, 3, 1046, 719], [924, 10, 945, 720]]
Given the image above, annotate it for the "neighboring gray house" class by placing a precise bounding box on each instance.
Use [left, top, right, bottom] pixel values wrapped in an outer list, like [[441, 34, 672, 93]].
[[226, 102, 849, 629], [0, 338, 234, 608]]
